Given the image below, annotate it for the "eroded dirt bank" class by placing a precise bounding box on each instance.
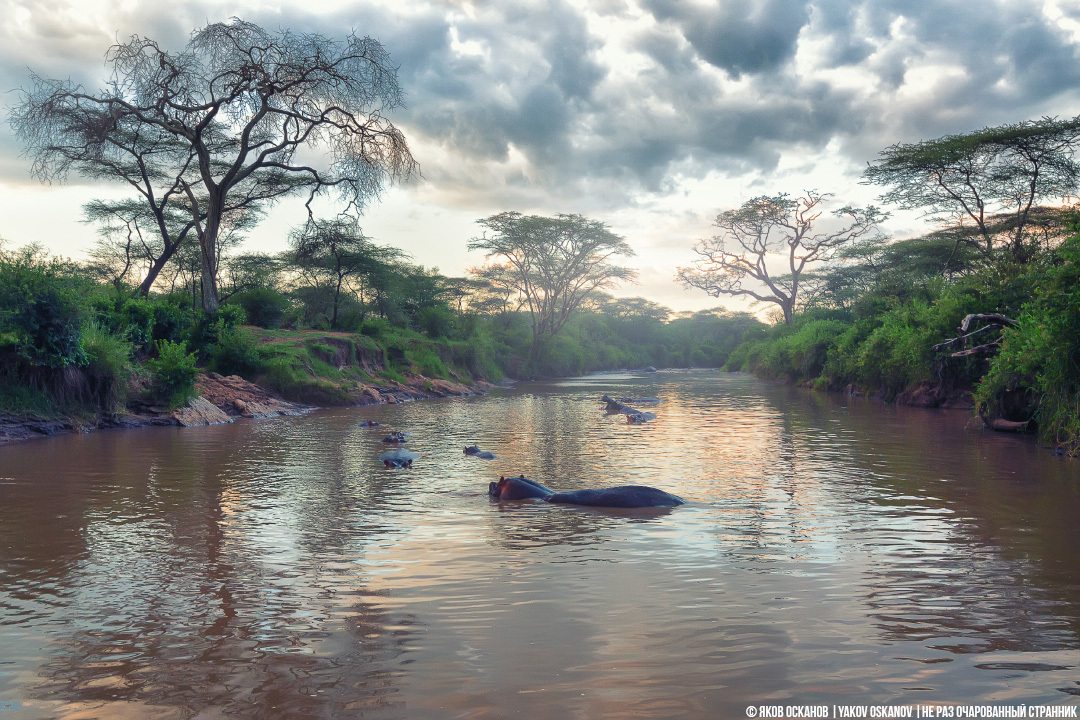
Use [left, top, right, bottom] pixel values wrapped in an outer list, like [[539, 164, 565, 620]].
[[0, 371, 488, 445]]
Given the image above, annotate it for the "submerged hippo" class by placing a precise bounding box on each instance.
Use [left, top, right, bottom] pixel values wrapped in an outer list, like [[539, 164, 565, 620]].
[[626, 411, 657, 424], [601, 394, 633, 413], [381, 431, 408, 444], [379, 449, 418, 468], [487, 475, 685, 508], [464, 445, 498, 460]]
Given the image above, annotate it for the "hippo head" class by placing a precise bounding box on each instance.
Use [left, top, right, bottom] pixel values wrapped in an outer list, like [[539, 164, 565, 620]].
[[488, 475, 554, 501], [465, 445, 481, 455]]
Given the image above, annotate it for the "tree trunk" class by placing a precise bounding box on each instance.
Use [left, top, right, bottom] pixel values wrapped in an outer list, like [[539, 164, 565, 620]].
[[332, 277, 342, 330], [139, 251, 175, 297], [200, 248, 220, 314], [199, 214, 221, 314]]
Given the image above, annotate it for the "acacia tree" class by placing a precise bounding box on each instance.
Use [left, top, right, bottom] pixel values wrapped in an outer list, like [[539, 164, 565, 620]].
[[288, 218, 407, 330], [469, 212, 637, 359], [863, 116, 1080, 263], [82, 198, 258, 294], [677, 192, 887, 324], [10, 18, 417, 313]]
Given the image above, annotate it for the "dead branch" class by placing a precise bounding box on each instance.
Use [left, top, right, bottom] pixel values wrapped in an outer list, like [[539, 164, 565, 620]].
[[959, 313, 1019, 333], [949, 341, 1003, 358], [932, 323, 1003, 351]]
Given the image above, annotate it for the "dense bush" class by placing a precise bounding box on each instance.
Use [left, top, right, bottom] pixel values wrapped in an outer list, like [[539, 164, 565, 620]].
[[748, 318, 850, 383], [82, 323, 132, 411], [147, 340, 198, 408], [0, 249, 89, 369], [209, 326, 265, 378], [415, 305, 458, 338], [231, 288, 291, 329], [975, 238, 1080, 452]]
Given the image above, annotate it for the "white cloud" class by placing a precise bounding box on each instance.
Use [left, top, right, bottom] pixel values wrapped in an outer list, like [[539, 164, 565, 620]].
[[2, 0, 1080, 311]]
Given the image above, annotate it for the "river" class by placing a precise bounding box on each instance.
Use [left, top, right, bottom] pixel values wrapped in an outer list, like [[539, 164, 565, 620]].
[[1, 370, 1078, 718]]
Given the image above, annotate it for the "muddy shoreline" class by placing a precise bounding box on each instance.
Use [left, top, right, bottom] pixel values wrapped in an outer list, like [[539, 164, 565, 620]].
[[0, 371, 491, 446]]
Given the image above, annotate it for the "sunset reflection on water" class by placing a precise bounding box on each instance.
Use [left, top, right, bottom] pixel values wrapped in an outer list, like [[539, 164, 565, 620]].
[[1, 370, 1079, 718]]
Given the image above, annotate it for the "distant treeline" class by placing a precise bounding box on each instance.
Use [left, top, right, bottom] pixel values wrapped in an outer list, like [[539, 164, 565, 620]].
[[0, 239, 763, 418]]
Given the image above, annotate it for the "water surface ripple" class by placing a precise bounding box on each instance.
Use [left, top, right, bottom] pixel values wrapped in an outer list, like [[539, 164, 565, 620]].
[[1, 370, 1079, 718]]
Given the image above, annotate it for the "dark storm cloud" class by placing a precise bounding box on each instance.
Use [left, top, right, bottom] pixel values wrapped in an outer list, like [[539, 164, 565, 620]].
[[643, 0, 811, 77], [3, 0, 1080, 206]]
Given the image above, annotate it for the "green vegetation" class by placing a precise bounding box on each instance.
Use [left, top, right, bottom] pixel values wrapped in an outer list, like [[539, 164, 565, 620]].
[[0, 237, 757, 422], [710, 117, 1080, 454], [974, 236, 1080, 453]]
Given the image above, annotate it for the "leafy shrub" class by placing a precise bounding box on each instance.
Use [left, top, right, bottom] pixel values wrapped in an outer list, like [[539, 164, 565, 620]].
[[407, 346, 448, 378], [82, 323, 132, 411], [209, 326, 264, 378], [359, 318, 395, 339], [186, 305, 246, 360], [0, 250, 88, 369], [976, 237, 1080, 453], [121, 296, 156, 352], [231, 288, 291, 329], [748, 319, 849, 382], [415, 305, 457, 338], [150, 294, 195, 345], [147, 340, 198, 408]]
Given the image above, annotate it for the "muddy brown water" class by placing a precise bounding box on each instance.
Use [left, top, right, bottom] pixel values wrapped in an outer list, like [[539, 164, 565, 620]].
[[1, 370, 1078, 718]]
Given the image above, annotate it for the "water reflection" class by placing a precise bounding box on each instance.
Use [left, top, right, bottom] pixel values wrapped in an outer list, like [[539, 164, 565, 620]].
[[2, 371, 1079, 717]]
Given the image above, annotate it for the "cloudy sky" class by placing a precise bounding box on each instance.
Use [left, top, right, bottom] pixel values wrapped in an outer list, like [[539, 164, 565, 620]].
[[2, 0, 1080, 312]]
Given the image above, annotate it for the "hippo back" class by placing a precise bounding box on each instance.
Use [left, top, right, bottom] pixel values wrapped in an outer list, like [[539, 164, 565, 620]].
[[545, 485, 684, 508]]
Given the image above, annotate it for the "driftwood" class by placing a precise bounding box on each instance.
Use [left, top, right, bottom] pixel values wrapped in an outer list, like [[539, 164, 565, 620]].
[[949, 342, 1003, 358], [986, 418, 1029, 432], [959, 313, 1019, 333], [933, 313, 1019, 358]]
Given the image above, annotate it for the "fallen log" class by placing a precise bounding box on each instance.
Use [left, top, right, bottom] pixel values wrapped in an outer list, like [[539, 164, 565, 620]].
[[986, 418, 1028, 432]]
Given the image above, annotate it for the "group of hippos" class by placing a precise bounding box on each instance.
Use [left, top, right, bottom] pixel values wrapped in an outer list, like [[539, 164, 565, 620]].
[[360, 392, 685, 509]]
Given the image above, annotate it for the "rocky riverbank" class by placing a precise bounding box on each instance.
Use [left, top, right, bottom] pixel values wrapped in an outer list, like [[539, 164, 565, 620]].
[[0, 371, 488, 445]]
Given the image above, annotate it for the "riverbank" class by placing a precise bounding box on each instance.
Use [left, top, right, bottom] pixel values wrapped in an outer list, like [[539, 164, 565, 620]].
[[0, 369, 490, 446]]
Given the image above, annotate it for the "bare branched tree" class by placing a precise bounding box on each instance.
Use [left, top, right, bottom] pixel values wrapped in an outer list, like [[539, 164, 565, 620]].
[[677, 191, 887, 324], [10, 18, 417, 313]]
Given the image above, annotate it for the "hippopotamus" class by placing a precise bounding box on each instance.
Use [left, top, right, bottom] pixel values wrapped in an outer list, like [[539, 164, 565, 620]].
[[381, 431, 408, 444], [621, 397, 661, 404], [626, 411, 657, 424], [379, 449, 418, 468], [487, 476, 685, 508], [359, 420, 382, 427], [601, 394, 633, 413], [464, 445, 497, 460]]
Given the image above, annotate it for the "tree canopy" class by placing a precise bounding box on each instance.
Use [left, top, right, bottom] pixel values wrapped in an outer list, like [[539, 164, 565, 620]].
[[678, 191, 886, 324], [10, 18, 417, 312], [469, 212, 636, 360], [863, 116, 1080, 263], [289, 218, 407, 330]]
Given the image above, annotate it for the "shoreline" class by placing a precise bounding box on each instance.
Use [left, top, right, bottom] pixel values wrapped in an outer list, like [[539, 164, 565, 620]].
[[0, 371, 492, 446]]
